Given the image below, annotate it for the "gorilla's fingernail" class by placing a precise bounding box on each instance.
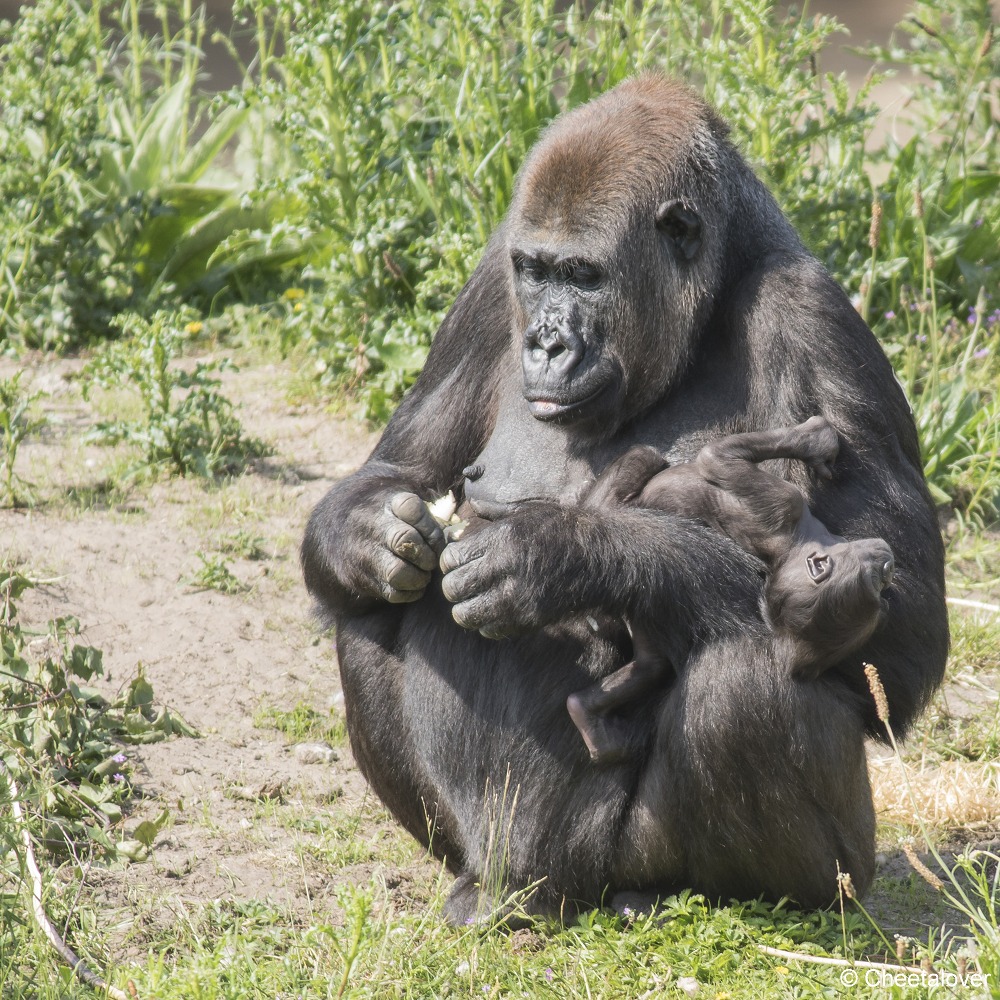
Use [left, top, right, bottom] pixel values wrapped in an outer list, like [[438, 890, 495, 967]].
[[462, 464, 485, 481]]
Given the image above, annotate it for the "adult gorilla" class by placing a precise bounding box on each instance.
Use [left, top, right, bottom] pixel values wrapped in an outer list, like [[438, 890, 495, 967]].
[[302, 75, 947, 921]]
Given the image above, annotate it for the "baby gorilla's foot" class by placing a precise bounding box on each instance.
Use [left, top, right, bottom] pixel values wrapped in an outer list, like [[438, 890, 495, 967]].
[[566, 694, 635, 766], [794, 416, 839, 480]]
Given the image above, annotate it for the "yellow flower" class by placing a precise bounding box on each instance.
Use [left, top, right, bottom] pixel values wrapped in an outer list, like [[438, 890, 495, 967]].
[[775, 966, 789, 976], [715, 993, 732, 999], [184, 321, 204, 336], [293, 302, 304, 312], [282, 287, 305, 301]]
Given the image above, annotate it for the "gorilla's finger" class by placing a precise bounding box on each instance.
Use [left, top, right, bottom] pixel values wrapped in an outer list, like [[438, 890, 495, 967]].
[[385, 522, 438, 571], [390, 493, 446, 554], [440, 556, 488, 605], [374, 548, 431, 594], [451, 593, 498, 632], [439, 533, 490, 575], [383, 584, 426, 604]]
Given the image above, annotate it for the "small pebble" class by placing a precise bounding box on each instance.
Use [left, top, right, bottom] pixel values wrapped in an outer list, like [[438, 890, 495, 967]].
[[294, 742, 338, 764]]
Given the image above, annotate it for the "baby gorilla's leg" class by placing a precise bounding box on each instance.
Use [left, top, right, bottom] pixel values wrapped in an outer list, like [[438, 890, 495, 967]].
[[566, 632, 670, 765]]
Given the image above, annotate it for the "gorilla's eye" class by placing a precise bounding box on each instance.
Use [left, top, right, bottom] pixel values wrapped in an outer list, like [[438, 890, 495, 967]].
[[655, 199, 703, 261], [512, 253, 547, 284], [806, 553, 833, 582], [570, 262, 602, 290]]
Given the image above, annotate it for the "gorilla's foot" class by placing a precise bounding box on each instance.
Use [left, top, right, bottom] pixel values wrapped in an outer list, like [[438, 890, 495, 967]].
[[442, 872, 535, 929]]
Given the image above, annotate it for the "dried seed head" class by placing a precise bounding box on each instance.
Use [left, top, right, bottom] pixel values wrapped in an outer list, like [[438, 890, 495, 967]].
[[869, 199, 883, 250], [914, 186, 925, 219], [837, 871, 856, 899], [902, 841, 944, 890], [863, 663, 890, 724], [924, 249, 936, 272], [979, 27, 993, 60], [957, 954, 968, 977], [921, 956, 934, 975], [382, 251, 404, 281], [910, 17, 940, 40], [895, 936, 911, 961]]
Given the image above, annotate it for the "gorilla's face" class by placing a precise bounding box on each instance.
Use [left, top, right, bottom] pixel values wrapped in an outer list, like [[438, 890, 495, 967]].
[[510, 199, 706, 435], [768, 537, 896, 670], [512, 244, 622, 425]]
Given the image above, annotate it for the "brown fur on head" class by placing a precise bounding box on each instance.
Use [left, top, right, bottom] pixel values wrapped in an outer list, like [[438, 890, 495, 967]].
[[504, 74, 791, 435]]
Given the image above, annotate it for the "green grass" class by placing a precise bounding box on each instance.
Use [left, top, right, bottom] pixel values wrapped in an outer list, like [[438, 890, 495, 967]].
[[254, 700, 348, 749]]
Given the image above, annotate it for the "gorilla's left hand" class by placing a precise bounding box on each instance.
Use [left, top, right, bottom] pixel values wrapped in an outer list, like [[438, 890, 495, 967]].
[[440, 504, 590, 639]]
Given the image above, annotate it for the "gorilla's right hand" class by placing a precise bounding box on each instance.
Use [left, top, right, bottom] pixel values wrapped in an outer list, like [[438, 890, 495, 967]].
[[370, 492, 446, 603], [302, 484, 445, 615]]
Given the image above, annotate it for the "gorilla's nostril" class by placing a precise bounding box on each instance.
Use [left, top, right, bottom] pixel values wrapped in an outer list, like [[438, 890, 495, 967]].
[[462, 464, 485, 481]]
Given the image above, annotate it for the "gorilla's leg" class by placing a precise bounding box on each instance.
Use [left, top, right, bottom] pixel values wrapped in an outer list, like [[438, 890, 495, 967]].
[[616, 638, 875, 908]]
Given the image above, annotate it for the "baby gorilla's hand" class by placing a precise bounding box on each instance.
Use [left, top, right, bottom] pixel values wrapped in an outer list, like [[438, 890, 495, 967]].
[[795, 415, 839, 481]]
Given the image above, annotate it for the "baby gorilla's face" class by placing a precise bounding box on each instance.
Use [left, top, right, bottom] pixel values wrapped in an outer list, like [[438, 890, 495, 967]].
[[767, 537, 895, 671]]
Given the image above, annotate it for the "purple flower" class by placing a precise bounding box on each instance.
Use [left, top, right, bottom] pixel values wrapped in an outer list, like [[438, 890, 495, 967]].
[[968, 309, 978, 324], [974, 217, 984, 228], [988, 309, 1000, 328], [974, 348, 989, 359], [916, 334, 928, 343], [113, 772, 125, 782], [884, 310, 896, 320], [545, 968, 554, 982], [113, 753, 127, 764]]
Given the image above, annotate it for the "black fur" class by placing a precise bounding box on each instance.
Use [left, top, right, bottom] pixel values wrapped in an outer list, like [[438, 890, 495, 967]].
[[301, 76, 947, 920]]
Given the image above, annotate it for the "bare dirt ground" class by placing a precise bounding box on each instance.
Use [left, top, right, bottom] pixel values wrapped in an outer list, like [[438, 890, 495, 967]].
[[3, 352, 998, 959], [2, 354, 440, 958]]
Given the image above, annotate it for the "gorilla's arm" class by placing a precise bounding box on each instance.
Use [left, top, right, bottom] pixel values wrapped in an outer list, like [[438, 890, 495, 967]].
[[301, 234, 512, 617], [440, 502, 763, 649]]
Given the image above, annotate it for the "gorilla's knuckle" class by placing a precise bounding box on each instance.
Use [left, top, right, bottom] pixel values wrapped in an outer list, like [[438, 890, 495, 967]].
[[390, 492, 425, 524]]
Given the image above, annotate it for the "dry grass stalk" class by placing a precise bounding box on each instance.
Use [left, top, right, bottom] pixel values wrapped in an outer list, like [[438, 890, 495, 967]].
[[870, 757, 1000, 826], [902, 841, 945, 891]]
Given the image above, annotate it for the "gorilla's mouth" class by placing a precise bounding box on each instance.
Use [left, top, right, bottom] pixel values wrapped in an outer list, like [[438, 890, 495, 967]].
[[525, 383, 607, 421]]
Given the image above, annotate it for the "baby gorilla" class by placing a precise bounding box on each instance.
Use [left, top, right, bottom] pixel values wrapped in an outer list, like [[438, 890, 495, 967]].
[[566, 416, 896, 765]]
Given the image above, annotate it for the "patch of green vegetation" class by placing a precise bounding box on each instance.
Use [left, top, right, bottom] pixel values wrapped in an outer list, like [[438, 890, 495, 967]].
[[219, 528, 268, 561], [83, 312, 271, 479], [186, 551, 246, 595], [254, 699, 347, 748], [0, 371, 44, 507], [0, 571, 195, 859]]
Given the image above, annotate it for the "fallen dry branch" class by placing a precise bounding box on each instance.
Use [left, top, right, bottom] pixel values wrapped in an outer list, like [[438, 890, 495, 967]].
[[759, 944, 921, 974], [0, 758, 132, 1000]]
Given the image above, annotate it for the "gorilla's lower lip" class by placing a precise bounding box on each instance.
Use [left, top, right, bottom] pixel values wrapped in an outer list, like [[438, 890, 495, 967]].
[[526, 385, 605, 420]]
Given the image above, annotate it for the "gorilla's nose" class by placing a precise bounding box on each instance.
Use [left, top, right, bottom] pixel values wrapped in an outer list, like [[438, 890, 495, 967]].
[[523, 320, 584, 375]]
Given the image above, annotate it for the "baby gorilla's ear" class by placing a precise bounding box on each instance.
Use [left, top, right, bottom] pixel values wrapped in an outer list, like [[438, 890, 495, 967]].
[[583, 446, 667, 508]]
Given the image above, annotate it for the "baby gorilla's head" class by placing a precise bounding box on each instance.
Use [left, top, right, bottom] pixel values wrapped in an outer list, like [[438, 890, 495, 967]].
[[766, 537, 895, 674]]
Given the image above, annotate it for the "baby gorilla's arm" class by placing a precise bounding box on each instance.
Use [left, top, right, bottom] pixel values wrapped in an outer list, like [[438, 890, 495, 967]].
[[689, 417, 839, 544]]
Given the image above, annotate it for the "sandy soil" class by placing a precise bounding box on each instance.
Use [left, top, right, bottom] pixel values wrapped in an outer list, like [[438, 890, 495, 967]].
[[2, 354, 439, 956]]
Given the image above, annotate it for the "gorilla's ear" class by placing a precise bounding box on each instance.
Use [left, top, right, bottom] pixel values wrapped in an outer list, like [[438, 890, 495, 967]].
[[655, 200, 702, 260]]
